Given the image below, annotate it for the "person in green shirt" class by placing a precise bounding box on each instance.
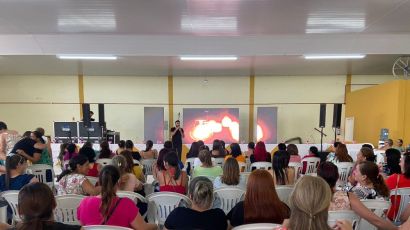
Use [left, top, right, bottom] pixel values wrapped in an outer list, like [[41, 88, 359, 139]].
[[193, 149, 222, 181]]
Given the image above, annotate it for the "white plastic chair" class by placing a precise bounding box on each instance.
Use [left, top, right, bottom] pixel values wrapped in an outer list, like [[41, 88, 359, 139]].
[[359, 200, 391, 230], [117, 191, 148, 218], [184, 158, 196, 175], [240, 172, 251, 186], [214, 187, 245, 214], [27, 164, 55, 190], [54, 194, 85, 225], [141, 159, 156, 175], [390, 187, 410, 223], [275, 186, 294, 206], [83, 226, 132, 230], [328, 210, 360, 230], [1, 190, 20, 223], [335, 162, 355, 187], [288, 162, 302, 182], [213, 157, 225, 167], [301, 157, 320, 174], [86, 176, 98, 186], [146, 192, 191, 226], [250, 162, 272, 171], [232, 223, 282, 230], [245, 158, 251, 172], [238, 162, 247, 172], [96, 158, 112, 167]]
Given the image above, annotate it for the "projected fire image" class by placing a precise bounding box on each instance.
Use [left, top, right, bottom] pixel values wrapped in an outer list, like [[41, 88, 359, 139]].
[[183, 108, 239, 144]]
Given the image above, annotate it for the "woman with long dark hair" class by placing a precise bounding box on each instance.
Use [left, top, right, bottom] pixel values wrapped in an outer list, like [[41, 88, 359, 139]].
[[125, 140, 142, 161], [121, 150, 145, 183], [327, 143, 353, 163], [227, 169, 290, 227], [270, 150, 295, 185], [287, 144, 301, 163], [157, 151, 188, 194], [186, 141, 200, 159], [0, 154, 37, 191], [77, 165, 157, 229], [225, 143, 245, 163], [350, 161, 390, 199], [140, 140, 158, 159], [211, 140, 226, 158], [57, 155, 100, 196], [16, 183, 81, 230], [98, 141, 114, 159], [116, 140, 126, 155]]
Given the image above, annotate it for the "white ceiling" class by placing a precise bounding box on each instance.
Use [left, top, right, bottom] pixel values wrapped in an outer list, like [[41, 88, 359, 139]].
[[0, 0, 409, 76]]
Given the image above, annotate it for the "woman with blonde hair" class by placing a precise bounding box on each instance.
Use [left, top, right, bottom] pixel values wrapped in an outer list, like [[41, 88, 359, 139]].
[[285, 176, 352, 230], [111, 155, 143, 192], [213, 158, 246, 189]]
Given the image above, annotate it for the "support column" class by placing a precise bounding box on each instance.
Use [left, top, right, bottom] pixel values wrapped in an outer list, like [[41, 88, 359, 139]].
[[168, 74, 174, 133], [248, 74, 255, 142], [78, 74, 85, 118]]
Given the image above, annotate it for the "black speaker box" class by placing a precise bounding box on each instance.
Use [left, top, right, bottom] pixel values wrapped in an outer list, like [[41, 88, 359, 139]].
[[82, 103, 91, 128], [98, 104, 105, 127], [333, 104, 342, 128], [319, 104, 326, 128]]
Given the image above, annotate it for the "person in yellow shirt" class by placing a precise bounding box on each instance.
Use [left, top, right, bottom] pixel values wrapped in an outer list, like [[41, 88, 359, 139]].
[[225, 143, 246, 163]]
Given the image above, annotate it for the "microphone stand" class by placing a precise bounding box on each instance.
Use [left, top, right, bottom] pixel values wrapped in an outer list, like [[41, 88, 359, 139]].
[[314, 127, 327, 152]]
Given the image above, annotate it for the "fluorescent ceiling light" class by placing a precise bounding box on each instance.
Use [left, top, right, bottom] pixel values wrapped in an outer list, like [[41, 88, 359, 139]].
[[304, 54, 366, 59], [57, 55, 117, 60], [180, 56, 238, 61]]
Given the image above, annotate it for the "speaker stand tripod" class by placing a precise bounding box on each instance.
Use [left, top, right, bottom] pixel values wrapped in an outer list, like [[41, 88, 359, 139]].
[[314, 127, 327, 152]]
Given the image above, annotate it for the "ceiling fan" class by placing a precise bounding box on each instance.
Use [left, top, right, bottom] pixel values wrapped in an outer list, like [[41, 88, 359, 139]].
[[392, 56, 410, 78]]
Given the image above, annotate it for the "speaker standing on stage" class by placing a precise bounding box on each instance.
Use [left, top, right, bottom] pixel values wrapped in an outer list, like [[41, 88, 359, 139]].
[[170, 120, 184, 160]]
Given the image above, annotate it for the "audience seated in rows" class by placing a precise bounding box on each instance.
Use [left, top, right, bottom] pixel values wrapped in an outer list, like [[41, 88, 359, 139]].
[[57, 155, 100, 196], [213, 158, 246, 189], [318, 162, 397, 230], [112, 155, 143, 192], [121, 150, 145, 183], [350, 161, 390, 200], [227, 169, 290, 227], [164, 176, 227, 230], [193, 149, 222, 181], [386, 151, 410, 221], [224, 143, 245, 163], [157, 151, 188, 194], [269, 150, 295, 185], [140, 140, 158, 160], [286, 144, 301, 163], [326, 143, 353, 164], [77, 165, 156, 229], [250, 141, 271, 163]]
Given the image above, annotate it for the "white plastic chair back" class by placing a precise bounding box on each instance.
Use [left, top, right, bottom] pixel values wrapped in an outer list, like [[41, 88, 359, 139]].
[[390, 187, 410, 223], [232, 223, 282, 230], [213, 157, 224, 167], [302, 157, 320, 174], [184, 158, 196, 174], [250, 162, 272, 171], [359, 200, 390, 230], [86, 176, 98, 186], [146, 192, 191, 225], [54, 194, 85, 225], [214, 187, 245, 214], [1, 190, 20, 223], [133, 159, 141, 165], [288, 162, 302, 182], [240, 172, 251, 186], [28, 164, 55, 189], [83, 225, 132, 230], [328, 210, 360, 230], [238, 162, 247, 172], [96, 158, 112, 167], [141, 159, 156, 175], [335, 162, 354, 186], [117, 191, 148, 218], [275, 186, 294, 206], [245, 158, 251, 172]]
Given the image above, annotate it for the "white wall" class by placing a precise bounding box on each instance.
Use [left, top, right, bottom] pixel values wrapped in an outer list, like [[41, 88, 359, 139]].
[[0, 74, 396, 144]]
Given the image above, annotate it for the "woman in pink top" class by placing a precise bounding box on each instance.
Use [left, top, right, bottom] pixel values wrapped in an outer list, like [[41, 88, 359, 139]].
[[287, 144, 301, 163], [77, 165, 157, 230]]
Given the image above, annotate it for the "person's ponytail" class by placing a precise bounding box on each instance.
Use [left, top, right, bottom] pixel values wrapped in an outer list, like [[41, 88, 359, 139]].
[[99, 165, 120, 222], [373, 174, 390, 197]]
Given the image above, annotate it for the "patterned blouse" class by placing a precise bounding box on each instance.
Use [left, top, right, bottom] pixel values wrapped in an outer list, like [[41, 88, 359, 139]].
[[329, 191, 351, 211], [350, 184, 384, 200], [58, 173, 87, 195]]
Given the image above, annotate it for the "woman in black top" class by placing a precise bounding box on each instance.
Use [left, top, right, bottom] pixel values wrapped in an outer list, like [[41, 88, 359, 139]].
[[164, 176, 227, 230], [13, 183, 81, 230]]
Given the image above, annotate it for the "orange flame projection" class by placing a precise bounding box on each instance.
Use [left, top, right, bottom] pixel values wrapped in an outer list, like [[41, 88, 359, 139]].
[[190, 115, 239, 142]]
